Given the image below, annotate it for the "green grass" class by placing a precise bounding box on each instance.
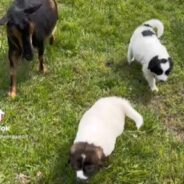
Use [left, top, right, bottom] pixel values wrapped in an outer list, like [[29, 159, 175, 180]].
[[0, 0, 184, 183]]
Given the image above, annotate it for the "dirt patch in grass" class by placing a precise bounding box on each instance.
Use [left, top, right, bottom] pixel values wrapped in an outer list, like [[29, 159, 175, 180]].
[[165, 117, 184, 141], [147, 93, 184, 141]]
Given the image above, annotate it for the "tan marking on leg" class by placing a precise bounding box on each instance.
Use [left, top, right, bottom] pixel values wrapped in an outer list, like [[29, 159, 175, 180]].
[[8, 73, 17, 98], [48, 0, 57, 10], [12, 27, 23, 49], [8, 51, 20, 98], [29, 22, 35, 46], [50, 25, 57, 45], [38, 55, 47, 74]]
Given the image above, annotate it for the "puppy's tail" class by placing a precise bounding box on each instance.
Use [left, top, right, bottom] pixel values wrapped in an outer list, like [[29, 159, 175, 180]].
[[143, 19, 164, 38], [120, 99, 143, 129]]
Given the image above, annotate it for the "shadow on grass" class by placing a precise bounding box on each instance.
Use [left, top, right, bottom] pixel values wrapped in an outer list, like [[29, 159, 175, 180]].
[[107, 58, 154, 105], [50, 141, 79, 184], [0, 56, 9, 96]]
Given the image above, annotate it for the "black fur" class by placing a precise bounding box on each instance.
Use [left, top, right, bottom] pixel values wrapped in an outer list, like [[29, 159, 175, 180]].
[[70, 142, 105, 179], [142, 30, 155, 37], [148, 56, 173, 76], [0, 0, 58, 96], [148, 56, 163, 75], [144, 24, 152, 28]]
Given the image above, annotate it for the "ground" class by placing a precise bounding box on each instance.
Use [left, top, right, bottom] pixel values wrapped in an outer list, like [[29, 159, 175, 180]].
[[0, 0, 184, 183]]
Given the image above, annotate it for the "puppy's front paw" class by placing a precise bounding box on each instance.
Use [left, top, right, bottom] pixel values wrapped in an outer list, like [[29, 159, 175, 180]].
[[151, 86, 159, 92], [128, 58, 134, 65], [136, 115, 144, 129]]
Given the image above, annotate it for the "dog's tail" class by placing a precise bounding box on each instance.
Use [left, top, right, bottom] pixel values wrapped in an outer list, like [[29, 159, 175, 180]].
[[143, 19, 164, 38], [120, 99, 143, 129]]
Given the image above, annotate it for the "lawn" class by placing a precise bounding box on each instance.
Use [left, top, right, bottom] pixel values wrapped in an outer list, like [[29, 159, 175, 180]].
[[0, 0, 184, 183]]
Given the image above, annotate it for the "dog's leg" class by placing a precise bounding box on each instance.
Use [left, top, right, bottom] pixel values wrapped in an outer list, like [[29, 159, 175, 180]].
[[8, 48, 20, 98], [38, 41, 47, 74], [127, 44, 134, 64], [49, 25, 57, 45], [49, 35, 55, 45], [142, 66, 158, 92], [121, 99, 143, 129]]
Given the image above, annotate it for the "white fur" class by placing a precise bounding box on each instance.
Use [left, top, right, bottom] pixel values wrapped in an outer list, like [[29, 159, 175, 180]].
[[77, 170, 88, 180], [156, 62, 170, 81], [74, 97, 143, 156], [144, 19, 164, 38], [127, 19, 170, 91], [81, 154, 86, 159]]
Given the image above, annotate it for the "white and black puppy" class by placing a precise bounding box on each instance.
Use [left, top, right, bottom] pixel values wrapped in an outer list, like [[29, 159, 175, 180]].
[[127, 19, 173, 91], [69, 96, 143, 180]]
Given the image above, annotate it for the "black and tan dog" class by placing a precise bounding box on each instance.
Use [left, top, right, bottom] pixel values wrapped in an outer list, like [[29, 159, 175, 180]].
[[0, 0, 58, 97]]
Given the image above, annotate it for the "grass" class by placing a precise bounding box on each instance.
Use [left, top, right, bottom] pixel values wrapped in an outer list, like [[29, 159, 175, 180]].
[[0, 0, 184, 183]]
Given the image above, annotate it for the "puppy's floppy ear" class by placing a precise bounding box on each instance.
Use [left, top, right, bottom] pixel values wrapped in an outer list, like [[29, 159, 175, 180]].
[[70, 144, 77, 154], [148, 55, 164, 75], [70, 143, 84, 154], [148, 55, 159, 71], [95, 147, 104, 160], [95, 147, 106, 167]]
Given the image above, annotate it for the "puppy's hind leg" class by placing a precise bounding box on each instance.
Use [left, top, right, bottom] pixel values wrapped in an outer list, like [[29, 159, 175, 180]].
[[127, 44, 134, 64], [142, 66, 158, 92], [121, 99, 143, 129]]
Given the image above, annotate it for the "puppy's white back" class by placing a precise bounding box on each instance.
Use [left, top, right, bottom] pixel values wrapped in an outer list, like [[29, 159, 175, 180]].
[[74, 97, 143, 156], [130, 26, 169, 64]]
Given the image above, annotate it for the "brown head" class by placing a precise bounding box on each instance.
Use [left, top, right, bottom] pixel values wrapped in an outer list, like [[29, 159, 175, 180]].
[[0, 0, 42, 60], [69, 142, 106, 180]]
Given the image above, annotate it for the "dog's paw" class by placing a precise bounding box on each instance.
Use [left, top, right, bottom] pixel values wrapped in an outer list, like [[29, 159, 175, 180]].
[[39, 64, 48, 74], [131, 57, 135, 62], [151, 86, 159, 92], [136, 115, 144, 129], [8, 90, 16, 98], [43, 65, 48, 74], [128, 58, 134, 65]]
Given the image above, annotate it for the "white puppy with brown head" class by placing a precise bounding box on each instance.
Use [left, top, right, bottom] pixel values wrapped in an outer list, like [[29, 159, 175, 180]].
[[127, 19, 173, 91], [69, 96, 143, 180]]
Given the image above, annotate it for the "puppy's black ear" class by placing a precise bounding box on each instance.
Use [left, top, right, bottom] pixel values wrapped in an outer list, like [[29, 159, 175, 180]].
[[148, 55, 162, 75], [148, 56, 159, 71]]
